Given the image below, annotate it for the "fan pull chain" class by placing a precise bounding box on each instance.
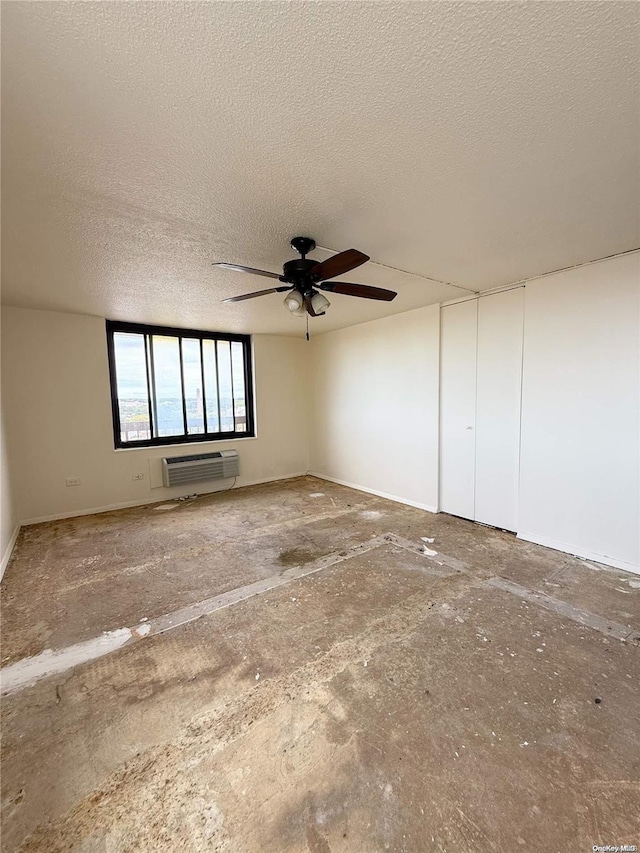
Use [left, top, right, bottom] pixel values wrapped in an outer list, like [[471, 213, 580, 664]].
[[306, 312, 310, 342]]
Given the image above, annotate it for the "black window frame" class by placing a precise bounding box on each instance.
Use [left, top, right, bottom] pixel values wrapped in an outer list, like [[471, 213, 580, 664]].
[[106, 320, 255, 449]]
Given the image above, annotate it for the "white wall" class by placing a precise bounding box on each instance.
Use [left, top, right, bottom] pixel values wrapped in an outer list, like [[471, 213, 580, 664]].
[[1, 300, 21, 576], [1, 394, 20, 578], [309, 305, 440, 511], [1, 307, 310, 523], [518, 253, 640, 571]]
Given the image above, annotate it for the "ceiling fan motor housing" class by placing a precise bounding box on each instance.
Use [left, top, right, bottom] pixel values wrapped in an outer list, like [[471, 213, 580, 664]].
[[281, 258, 320, 290]]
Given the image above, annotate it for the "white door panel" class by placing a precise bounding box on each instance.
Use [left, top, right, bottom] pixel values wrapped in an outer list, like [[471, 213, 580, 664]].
[[475, 289, 524, 531], [439, 299, 477, 520]]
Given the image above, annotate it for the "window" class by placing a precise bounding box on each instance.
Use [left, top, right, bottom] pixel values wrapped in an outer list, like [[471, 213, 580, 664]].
[[106, 320, 254, 448]]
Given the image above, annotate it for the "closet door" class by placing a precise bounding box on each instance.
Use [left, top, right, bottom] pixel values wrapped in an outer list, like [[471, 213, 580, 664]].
[[475, 288, 524, 531], [439, 299, 478, 520]]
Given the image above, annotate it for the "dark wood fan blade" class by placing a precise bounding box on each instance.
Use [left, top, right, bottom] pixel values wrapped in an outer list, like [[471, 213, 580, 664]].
[[213, 263, 281, 280], [222, 286, 291, 303], [311, 249, 369, 282], [319, 282, 397, 301]]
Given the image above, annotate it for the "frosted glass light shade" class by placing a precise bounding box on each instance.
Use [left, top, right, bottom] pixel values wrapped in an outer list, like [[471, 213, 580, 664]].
[[311, 292, 330, 315], [284, 291, 306, 317]]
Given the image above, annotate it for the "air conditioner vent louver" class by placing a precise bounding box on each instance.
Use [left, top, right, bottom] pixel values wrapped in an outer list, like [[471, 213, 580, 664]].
[[162, 450, 239, 488]]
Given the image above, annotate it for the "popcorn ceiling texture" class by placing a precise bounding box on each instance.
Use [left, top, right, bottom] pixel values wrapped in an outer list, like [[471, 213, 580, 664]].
[[1, 1, 638, 335]]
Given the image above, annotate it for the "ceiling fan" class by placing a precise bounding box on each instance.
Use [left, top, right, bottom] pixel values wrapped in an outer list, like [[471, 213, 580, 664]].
[[214, 236, 397, 318]]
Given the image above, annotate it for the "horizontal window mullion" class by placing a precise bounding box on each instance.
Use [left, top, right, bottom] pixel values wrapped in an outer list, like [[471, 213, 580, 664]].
[[113, 430, 253, 450], [107, 319, 250, 345]]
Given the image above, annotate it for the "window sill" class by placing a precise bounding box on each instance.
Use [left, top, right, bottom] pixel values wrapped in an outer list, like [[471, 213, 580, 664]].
[[113, 434, 259, 452]]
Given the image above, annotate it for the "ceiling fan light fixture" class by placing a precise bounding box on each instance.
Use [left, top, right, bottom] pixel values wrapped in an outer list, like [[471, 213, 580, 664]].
[[284, 291, 302, 311], [284, 291, 305, 316], [311, 291, 330, 315]]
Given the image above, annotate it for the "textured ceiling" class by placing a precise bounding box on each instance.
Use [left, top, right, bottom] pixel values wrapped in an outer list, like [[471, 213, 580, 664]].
[[2, 1, 638, 336]]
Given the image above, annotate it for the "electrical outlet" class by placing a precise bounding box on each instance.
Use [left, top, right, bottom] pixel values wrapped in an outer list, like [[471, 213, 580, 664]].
[[65, 477, 81, 487], [132, 473, 144, 481]]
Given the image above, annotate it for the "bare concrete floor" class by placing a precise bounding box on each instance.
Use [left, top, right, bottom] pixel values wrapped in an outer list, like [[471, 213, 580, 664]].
[[1, 476, 639, 852]]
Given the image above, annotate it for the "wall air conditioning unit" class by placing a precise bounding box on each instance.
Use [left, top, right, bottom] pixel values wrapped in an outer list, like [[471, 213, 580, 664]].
[[162, 450, 239, 488]]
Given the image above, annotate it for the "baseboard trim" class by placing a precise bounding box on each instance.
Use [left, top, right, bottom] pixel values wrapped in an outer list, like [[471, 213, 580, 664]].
[[309, 472, 438, 514], [1, 524, 21, 582], [517, 531, 640, 576], [20, 472, 310, 527]]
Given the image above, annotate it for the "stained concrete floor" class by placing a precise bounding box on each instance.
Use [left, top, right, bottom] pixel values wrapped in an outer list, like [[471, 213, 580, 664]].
[[1, 476, 639, 852]]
